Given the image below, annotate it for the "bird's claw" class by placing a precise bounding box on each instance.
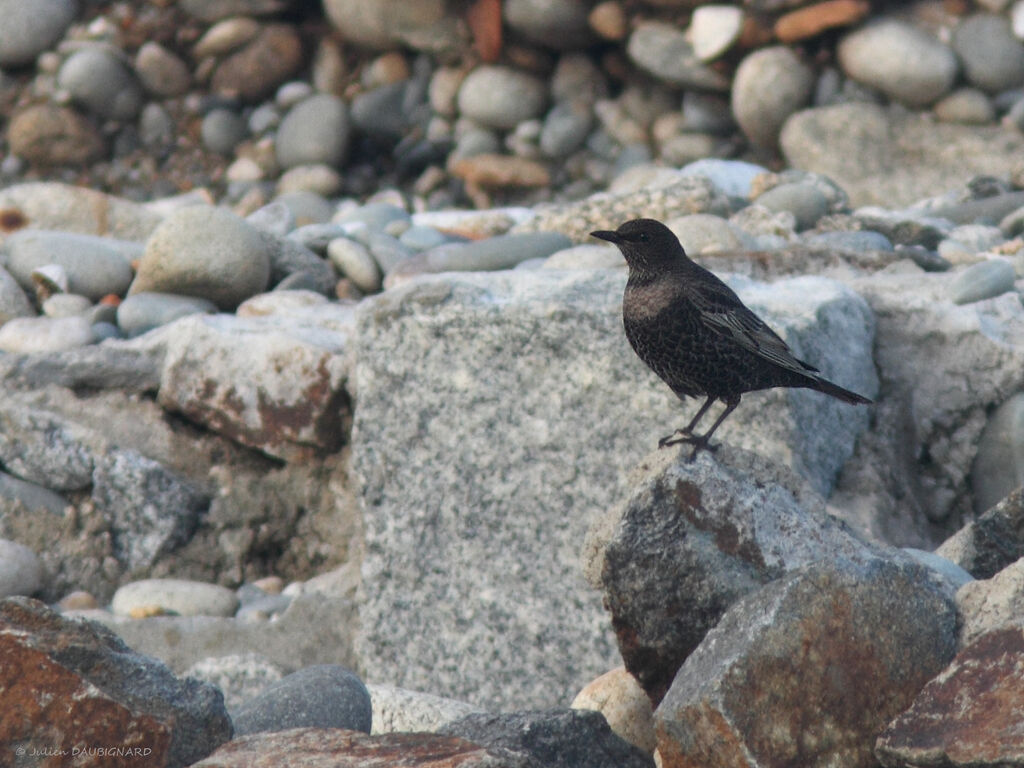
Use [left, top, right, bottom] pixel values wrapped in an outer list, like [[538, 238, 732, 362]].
[[658, 432, 718, 461]]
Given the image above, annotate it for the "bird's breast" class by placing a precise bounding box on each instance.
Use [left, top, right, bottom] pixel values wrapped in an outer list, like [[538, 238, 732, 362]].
[[623, 278, 683, 323]]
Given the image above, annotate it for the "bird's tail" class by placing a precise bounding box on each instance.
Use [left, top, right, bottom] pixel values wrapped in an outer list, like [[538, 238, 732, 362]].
[[811, 375, 872, 405]]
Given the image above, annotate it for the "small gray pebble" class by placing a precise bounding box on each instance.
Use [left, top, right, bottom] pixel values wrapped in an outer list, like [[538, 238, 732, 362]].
[[951, 258, 1017, 304], [117, 292, 218, 337], [202, 109, 248, 155]]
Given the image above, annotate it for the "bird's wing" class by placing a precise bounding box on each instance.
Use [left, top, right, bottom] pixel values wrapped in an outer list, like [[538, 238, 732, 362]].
[[687, 277, 819, 375]]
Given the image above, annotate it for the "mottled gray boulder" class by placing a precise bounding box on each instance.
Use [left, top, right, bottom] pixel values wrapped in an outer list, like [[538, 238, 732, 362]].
[[368, 683, 483, 734], [781, 103, 1024, 207], [0, 597, 232, 768], [156, 305, 354, 461], [586, 446, 878, 703], [352, 269, 874, 709], [440, 709, 653, 768], [956, 556, 1024, 646], [657, 559, 956, 768]]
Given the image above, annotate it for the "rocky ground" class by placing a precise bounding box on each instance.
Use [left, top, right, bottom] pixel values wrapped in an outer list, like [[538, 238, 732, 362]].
[[2, 0, 1024, 766]]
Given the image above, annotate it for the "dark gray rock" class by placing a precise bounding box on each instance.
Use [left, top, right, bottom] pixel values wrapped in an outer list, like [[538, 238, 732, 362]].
[[440, 708, 653, 768], [231, 664, 371, 735], [587, 446, 878, 703], [937, 487, 1024, 579], [0, 596, 232, 768]]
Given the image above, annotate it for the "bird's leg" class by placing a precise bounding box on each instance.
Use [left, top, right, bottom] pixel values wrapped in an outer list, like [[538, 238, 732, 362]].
[[658, 396, 716, 448], [661, 394, 742, 462]]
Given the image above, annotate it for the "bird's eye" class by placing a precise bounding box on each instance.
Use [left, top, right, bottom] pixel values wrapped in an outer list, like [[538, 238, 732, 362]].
[[639, 233, 649, 242]]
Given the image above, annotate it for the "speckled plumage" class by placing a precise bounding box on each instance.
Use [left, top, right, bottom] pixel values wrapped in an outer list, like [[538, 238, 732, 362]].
[[592, 218, 871, 458]]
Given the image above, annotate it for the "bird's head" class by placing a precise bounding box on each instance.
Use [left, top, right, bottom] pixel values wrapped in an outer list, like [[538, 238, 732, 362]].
[[590, 218, 686, 272]]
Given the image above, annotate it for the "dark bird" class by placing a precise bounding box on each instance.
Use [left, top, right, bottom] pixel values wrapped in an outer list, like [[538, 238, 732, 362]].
[[591, 218, 872, 460]]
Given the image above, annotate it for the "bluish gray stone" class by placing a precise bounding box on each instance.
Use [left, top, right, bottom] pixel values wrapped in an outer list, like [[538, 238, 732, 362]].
[[231, 664, 372, 735], [57, 47, 145, 121], [235, 594, 293, 622], [0, 0, 76, 67], [351, 81, 412, 141], [503, 0, 594, 50], [288, 223, 348, 253], [275, 94, 351, 169], [201, 108, 248, 155], [950, 258, 1016, 304], [398, 224, 453, 252], [335, 202, 412, 232], [5, 229, 136, 301], [540, 101, 594, 158], [0, 265, 33, 324], [951, 13, 1024, 93], [755, 182, 829, 231], [805, 230, 894, 253], [389, 232, 573, 283], [0, 470, 69, 516], [117, 292, 218, 337]]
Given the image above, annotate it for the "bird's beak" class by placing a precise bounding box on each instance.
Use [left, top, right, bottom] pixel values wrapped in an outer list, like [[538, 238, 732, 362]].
[[591, 230, 620, 244]]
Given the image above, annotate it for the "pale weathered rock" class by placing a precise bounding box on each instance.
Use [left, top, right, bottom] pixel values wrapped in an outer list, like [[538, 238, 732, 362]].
[[971, 393, 1024, 514], [112, 578, 240, 618], [0, 539, 43, 597], [781, 103, 1024, 208], [353, 268, 873, 709], [875, 625, 1024, 767], [0, 597, 231, 768], [192, 728, 535, 768], [156, 307, 353, 460], [588, 446, 877, 703], [957, 557, 1024, 646], [657, 559, 956, 768], [84, 594, 358, 676], [185, 653, 285, 712], [829, 269, 1024, 546], [572, 667, 656, 754], [368, 683, 483, 735]]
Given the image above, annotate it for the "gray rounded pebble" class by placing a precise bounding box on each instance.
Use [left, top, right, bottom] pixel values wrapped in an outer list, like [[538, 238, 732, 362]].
[[111, 578, 240, 617], [0, 470, 70, 518], [276, 94, 352, 170], [247, 201, 296, 237], [0, 539, 43, 598], [42, 293, 92, 318], [90, 321, 122, 342], [327, 237, 382, 292], [288, 223, 348, 253], [57, 47, 144, 121], [398, 224, 452, 251], [236, 594, 293, 622], [5, 230, 135, 302], [952, 13, 1024, 94], [503, 0, 594, 50], [134, 41, 192, 98], [116, 292, 218, 337], [275, 190, 334, 226], [626, 21, 730, 91], [972, 392, 1024, 513], [731, 46, 815, 150], [950, 258, 1017, 304], [837, 20, 958, 108], [335, 202, 412, 232], [0, 0, 76, 68], [360, 231, 416, 273], [457, 65, 548, 131], [541, 101, 594, 159], [933, 88, 996, 124], [139, 103, 176, 147], [231, 665, 372, 736], [755, 182, 829, 231], [202, 109, 248, 155], [131, 206, 272, 310]]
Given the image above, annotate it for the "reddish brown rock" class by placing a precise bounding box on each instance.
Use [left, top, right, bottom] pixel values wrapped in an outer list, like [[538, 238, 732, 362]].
[[773, 0, 870, 43], [211, 24, 304, 103], [655, 559, 956, 768], [0, 597, 231, 768], [191, 728, 535, 767], [7, 104, 105, 166], [876, 624, 1024, 767], [467, 0, 502, 62]]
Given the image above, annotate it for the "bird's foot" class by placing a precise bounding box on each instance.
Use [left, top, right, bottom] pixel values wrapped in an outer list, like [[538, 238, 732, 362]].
[[658, 432, 718, 462], [657, 427, 694, 449]]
